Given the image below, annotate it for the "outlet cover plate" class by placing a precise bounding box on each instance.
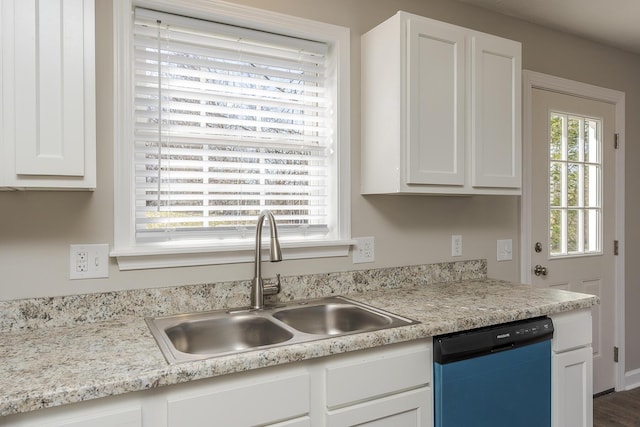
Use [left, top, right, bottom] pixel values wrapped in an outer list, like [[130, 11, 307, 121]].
[[353, 236, 375, 264], [452, 235, 462, 257], [497, 239, 513, 261], [70, 244, 109, 280]]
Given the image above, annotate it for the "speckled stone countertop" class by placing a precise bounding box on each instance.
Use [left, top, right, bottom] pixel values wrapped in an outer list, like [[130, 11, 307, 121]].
[[0, 261, 597, 417]]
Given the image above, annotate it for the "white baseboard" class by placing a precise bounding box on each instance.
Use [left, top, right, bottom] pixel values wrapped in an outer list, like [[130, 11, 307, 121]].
[[624, 368, 640, 390]]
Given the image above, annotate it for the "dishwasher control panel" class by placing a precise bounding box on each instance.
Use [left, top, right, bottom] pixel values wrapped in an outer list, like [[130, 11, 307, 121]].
[[434, 316, 554, 364]]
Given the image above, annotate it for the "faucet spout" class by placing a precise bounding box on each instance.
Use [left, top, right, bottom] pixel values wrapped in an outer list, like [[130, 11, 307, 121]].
[[251, 210, 282, 309]]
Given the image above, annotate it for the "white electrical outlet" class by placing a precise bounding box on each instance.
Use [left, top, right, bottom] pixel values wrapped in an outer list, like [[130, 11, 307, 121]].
[[353, 236, 375, 264], [452, 235, 462, 257], [497, 239, 513, 261], [70, 244, 109, 280]]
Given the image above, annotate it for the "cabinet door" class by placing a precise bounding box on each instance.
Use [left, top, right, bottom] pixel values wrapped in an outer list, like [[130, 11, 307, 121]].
[[327, 388, 432, 427], [267, 417, 311, 427], [0, 407, 141, 427], [406, 18, 465, 186], [552, 346, 593, 427], [166, 370, 309, 426], [470, 34, 521, 188], [1, 0, 96, 189], [325, 339, 431, 408]]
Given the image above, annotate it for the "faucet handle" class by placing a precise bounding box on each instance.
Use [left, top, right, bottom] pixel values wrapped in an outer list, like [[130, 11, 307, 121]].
[[263, 273, 281, 296]]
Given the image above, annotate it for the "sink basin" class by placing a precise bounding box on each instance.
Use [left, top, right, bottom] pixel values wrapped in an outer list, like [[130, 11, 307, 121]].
[[272, 303, 393, 335], [146, 311, 295, 362], [146, 296, 419, 363], [165, 316, 293, 355]]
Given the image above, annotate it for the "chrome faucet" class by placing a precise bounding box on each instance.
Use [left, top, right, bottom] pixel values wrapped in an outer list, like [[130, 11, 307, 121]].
[[250, 210, 282, 309]]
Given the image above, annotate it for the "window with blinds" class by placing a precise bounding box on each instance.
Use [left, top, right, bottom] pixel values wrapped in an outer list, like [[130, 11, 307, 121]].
[[132, 8, 334, 243]]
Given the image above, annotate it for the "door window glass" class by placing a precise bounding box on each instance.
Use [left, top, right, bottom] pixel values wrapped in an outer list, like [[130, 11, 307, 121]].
[[548, 113, 602, 256]]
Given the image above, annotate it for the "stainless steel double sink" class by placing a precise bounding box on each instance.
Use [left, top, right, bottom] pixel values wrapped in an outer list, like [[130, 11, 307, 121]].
[[146, 296, 419, 363]]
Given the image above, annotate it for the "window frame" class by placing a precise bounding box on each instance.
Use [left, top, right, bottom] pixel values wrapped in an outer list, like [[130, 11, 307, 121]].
[[113, 0, 352, 270]]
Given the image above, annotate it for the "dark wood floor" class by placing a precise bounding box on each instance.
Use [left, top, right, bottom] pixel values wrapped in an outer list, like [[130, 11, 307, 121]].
[[594, 388, 640, 426]]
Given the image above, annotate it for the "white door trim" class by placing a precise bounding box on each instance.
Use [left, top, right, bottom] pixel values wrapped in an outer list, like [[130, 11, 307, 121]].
[[521, 70, 626, 391]]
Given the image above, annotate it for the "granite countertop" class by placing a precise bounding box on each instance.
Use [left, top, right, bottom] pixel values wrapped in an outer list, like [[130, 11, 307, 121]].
[[0, 277, 597, 417]]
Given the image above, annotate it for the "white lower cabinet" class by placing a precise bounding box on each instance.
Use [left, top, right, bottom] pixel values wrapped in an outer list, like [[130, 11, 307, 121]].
[[0, 340, 433, 427], [550, 309, 593, 427]]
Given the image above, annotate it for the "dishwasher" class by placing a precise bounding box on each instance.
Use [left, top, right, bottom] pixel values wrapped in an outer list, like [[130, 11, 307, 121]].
[[433, 316, 554, 427]]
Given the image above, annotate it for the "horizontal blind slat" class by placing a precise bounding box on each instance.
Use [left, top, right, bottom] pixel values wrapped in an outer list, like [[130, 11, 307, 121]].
[[134, 137, 329, 154], [136, 225, 330, 242], [136, 215, 326, 224], [134, 78, 328, 108], [133, 145, 327, 161], [135, 193, 326, 202], [134, 111, 329, 136], [134, 8, 328, 55], [134, 128, 329, 148], [133, 35, 326, 75]]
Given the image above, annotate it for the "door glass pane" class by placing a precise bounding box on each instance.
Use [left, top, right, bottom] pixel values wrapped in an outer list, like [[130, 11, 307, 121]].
[[550, 209, 562, 254], [548, 112, 602, 257], [585, 119, 599, 163], [584, 209, 600, 253], [567, 117, 580, 161], [567, 209, 579, 253], [550, 114, 564, 160], [549, 162, 562, 206], [585, 165, 599, 207], [567, 163, 579, 207]]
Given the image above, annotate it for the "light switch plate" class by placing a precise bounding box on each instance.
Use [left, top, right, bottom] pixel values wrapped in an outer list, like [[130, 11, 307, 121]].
[[497, 239, 513, 261]]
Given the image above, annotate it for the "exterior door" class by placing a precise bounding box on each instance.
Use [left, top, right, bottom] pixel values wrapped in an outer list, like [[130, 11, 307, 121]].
[[531, 88, 616, 394]]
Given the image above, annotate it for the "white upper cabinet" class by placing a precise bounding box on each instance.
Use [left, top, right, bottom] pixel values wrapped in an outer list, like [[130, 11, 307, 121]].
[[361, 11, 521, 195], [1, 0, 96, 190]]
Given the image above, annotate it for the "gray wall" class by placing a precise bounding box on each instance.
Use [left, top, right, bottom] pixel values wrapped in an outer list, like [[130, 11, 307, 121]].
[[1, 0, 639, 371]]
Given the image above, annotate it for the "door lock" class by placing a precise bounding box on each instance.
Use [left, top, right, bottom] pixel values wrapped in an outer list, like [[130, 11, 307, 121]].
[[533, 265, 548, 276]]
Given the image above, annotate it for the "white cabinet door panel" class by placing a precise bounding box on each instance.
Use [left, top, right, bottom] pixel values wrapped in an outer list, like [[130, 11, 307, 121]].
[[552, 346, 593, 427], [267, 417, 311, 427], [327, 388, 431, 427], [326, 341, 430, 408], [167, 371, 309, 426], [407, 19, 465, 186], [0, 407, 142, 427], [13, 0, 89, 176], [1, 0, 95, 189], [552, 309, 592, 353], [470, 34, 521, 188]]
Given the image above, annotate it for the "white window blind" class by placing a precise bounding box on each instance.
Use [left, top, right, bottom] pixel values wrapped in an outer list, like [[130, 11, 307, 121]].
[[133, 8, 334, 243]]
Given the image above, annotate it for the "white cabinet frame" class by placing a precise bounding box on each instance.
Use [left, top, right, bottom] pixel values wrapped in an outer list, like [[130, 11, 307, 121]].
[[361, 11, 521, 195]]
